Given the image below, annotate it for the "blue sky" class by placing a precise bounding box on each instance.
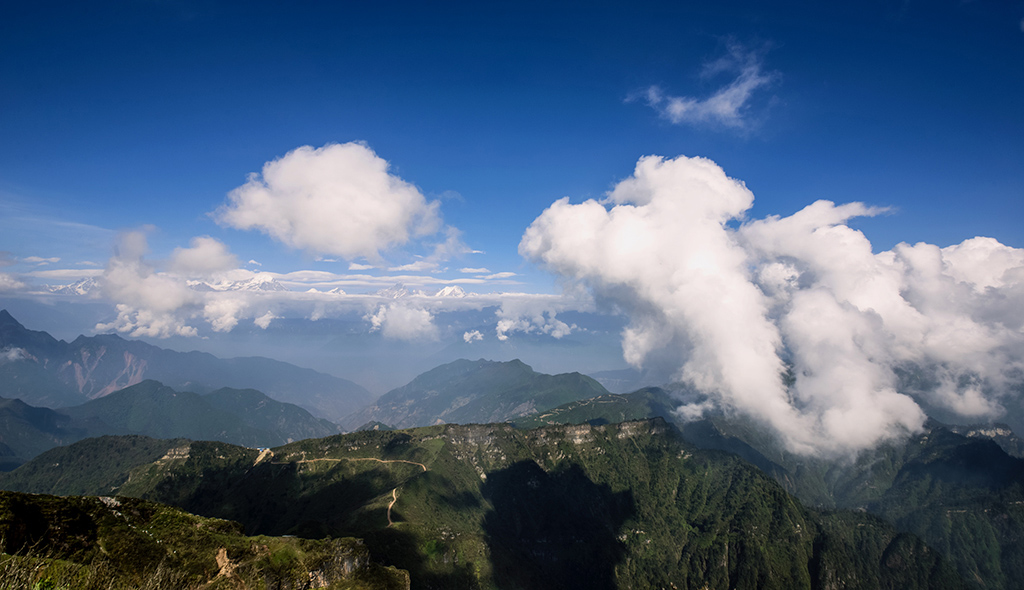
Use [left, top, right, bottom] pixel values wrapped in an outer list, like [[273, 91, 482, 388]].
[[2, 0, 1021, 274], [2, 0, 1024, 451]]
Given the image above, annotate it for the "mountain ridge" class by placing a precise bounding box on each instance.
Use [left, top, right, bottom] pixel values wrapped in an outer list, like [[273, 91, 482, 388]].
[[341, 358, 610, 430], [0, 309, 372, 421], [0, 419, 968, 589]]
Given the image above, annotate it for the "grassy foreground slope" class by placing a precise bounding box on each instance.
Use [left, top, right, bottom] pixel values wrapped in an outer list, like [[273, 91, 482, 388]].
[[0, 490, 408, 590], [3, 420, 965, 590]]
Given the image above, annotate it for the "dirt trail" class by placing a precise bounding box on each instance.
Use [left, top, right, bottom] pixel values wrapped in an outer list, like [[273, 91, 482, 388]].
[[387, 488, 400, 526], [274, 456, 427, 526], [287, 457, 427, 471]]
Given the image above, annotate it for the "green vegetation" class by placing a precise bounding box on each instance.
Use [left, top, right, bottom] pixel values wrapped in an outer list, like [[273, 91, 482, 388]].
[[518, 390, 1024, 590], [341, 359, 610, 431], [1, 420, 968, 589], [0, 379, 344, 466], [0, 435, 188, 496], [0, 490, 408, 589]]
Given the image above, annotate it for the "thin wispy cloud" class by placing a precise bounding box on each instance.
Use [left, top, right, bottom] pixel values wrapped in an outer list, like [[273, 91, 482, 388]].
[[23, 256, 61, 265], [388, 260, 439, 272], [26, 268, 103, 279], [633, 42, 776, 129]]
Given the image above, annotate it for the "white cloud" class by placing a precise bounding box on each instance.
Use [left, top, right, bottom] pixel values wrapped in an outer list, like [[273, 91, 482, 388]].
[[247, 259, 262, 267], [521, 153, 1024, 457], [169, 236, 238, 277], [23, 256, 61, 265], [215, 142, 445, 260], [494, 299, 576, 341], [202, 296, 248, 332], [460, 267, 491, 274], [0, 347, 28, 363], [388, 260, 439, 272], [95, 230, 200, 338], [366, 303, 439, 341], [0, 273, 26, 292], [26, 268, 103, 280], [349, 263, 375, 270], [254, 311, 278, 329], [635, 43, 775, 129], [464, 330, 484, 343], [675, 399, 717, 422], [94, 231, 256, 338]]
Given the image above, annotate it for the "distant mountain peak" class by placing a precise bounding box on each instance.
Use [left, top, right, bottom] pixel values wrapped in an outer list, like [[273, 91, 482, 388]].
[[0, 309, 23, 329], [341, 357, 608, 430], [226, 273, 288, 292], [47, 277, 99, 296], [375, 283, 412, 298], [187, 274, 288, 292], [433, 285, 468, 298]]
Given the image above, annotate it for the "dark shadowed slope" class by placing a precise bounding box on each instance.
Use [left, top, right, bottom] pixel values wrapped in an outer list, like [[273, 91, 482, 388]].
[[518, 389, 1024, 590]]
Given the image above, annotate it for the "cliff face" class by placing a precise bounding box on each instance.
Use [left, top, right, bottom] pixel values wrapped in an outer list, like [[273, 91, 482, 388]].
[[61, 345, 149, 398]]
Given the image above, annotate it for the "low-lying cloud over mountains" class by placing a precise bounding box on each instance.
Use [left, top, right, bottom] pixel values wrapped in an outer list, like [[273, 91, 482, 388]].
[[522, 154, 1024, 457]]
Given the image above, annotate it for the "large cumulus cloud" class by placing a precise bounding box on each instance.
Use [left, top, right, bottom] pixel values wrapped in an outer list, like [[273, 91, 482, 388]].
[[521, 154, 1024, 456], [215, 142, 444, 261]]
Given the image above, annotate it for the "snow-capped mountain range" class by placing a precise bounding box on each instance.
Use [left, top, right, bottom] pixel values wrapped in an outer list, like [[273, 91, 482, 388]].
[[48, 276, 470, 299], [187, 274, 289, 293], [47, 277, 99, 296], [373, 284, 469, 298]]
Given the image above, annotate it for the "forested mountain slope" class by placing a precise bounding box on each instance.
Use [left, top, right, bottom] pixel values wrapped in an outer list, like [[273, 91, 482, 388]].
[[0, 420, 966, 590], [341, 358, 609, 431]]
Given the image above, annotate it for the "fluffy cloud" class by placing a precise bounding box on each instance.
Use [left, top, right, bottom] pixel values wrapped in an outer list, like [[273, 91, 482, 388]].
[[464, 330, 484, 343], [521, 154, 1024, 457], [215, 143, 444, 260], [494, 298, 577, 341], [96, 230, 201, 338], [254, 311, 277, 329], [366, 303, 439, 341], [169, 236, 239, 277], [94, 231, 259, 338], [635, 43, 775, 129]]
